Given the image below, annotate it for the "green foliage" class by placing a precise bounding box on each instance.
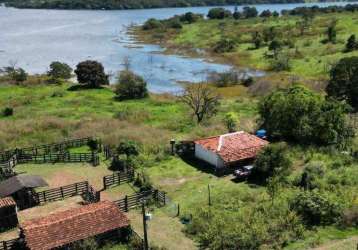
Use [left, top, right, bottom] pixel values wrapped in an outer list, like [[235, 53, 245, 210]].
[[270, 51, 291, 71], [143, 18, 163, 30], [326, 56, 358, 110], [116, 141, 139, 158], [72, 237, 98, 250], [185, 193, 304, 250], [8, 68, 28, 84], [134, 170, 153, 191], [291, 190, 342, 226], [259, 85, 354, 147], [47, 61, 72, 83], [114, 70, 148, 101], [344, 34, 358, 53], [74, 60, 109, 88], [252, 143, 292, 182], [207, 8, 232, 20], [299, 161, 326, 190], [224, 112, 238, 132], [2, 107, 13, 117], [180, 12, 202, 24], [87, 139, 99, 151], [214, 38, 236, 53], [242, 6, 258, 18]]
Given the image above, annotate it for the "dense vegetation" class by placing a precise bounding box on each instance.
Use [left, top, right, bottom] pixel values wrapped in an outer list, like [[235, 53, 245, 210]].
[[2, 0, 309, 10]]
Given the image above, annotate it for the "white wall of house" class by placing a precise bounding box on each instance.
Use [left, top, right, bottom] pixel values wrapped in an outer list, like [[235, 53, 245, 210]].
[[195, 144, 224, 168]]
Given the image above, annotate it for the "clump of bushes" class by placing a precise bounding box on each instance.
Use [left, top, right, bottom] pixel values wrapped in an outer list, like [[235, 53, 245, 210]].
[[2, 107, 13, 117], [74, 60, 109, 88], [207, 8, 232, 19], [134, 171, 152, 192], [143, 18, 163, 30], [291, 190, 342, 226], [114, 70, 148, 101], [214, 38, 236, 53]]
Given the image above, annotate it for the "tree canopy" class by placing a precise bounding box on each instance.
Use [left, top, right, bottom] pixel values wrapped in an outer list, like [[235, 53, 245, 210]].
[[326, 57, 358, 110], [74, 60, 108, 88], [259, 85, 354, 147]]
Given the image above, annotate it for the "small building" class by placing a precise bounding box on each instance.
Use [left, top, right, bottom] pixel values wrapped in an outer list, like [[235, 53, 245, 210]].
[[0, 197, 18, 230], [194, 131, 268, 170], [0, 175, 48, 210], [21, 200, 130, 250]]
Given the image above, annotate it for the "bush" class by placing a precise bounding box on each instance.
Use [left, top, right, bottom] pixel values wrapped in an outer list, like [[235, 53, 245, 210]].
[[299, 161, 326, 190], [291, 190, 342, 226], [72, 237, 98, 250], [74, 60, 109, 88], [224, 112, 238, 132], [47, 61, 72, 83], [143, 18, 162, 30], [180, 12, 203, 23], [87, 139, 99, 151], [114, 70, 148, 101], [252, 143, 292, 183], [270, 52, 291, 71], [134, 171, 152, 191], [341, 206, 358, 228], [243, 6, 258, 18], [207, 8, 232, 19], [242, 77, 254, 87], [2, 107, 13, 117], [214, 38, 236, 53], [9, 68, 27, 84], [207, 70, 243, 87]]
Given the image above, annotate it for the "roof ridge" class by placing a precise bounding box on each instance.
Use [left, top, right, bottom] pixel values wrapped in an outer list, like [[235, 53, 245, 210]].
[[217, 131, 244, 151]]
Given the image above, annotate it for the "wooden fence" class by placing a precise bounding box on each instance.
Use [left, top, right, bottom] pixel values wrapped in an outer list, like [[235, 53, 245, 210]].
[[17, 152, 99, 166], [34, 181, 100, 205], [103, 168, 135, 190], [0, 238, 20, 250], [114, 189, 166, 212], [103, 145, 115, 160]]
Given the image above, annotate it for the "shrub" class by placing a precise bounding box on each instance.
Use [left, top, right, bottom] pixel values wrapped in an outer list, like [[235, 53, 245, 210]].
[[47, 61, 72, 83], [134, 171, 152, 191], [344, 34, 357, 52], [252, 143, 292, 183], [87, 139, 99, 151], [242, 77, 254, 87], [2, 107, 13, 117], [270, 52, 291, 71], [341, 206, 358, 228], [224, 112, 238, 132], [207, 70, 242, 87], [214, 38, 236, 53], [243, 6, 258, 18], [74, 60, 109, 88], [72, 237, 98, 250], [180, 12, 202, 23], [143, 18, 162, 30], [10, 68, 27, 84], [109, 156, 127, 171], [114, 70, 148, 101], [299, 161, 326, 190], [207, 8, 232, 19], [116, 140, 139, 159], [291, 190, 342, 226]]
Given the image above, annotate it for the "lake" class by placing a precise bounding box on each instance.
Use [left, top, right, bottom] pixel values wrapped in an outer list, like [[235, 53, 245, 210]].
[[0, 2, 355, 92]]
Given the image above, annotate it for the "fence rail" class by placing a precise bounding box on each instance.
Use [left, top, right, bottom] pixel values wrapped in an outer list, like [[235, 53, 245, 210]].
[[114, 189, 166, 212], [0, 238, 20, 250], [103, 168, 135, 189], [17, 152, 99, 166], [34, 181, 100, 205]]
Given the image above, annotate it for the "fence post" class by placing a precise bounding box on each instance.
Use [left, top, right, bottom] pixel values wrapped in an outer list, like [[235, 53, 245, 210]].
[[118, 172, 121, 186], [163, 192, 166, 206], [125, 195, 128, 212], [3, 241, 7, 250], [60, 187, 64, 199], [103, 177, 107, 190], [75, 183, 78, 194]]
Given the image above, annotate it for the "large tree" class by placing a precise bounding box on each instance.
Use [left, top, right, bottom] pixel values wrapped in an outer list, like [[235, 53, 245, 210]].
[[326, 57, 358, 110], [114, 70, 148, 101], [74, 60, 108, 88], [179, 83, 220, 123], [259, 85, 353, 147]]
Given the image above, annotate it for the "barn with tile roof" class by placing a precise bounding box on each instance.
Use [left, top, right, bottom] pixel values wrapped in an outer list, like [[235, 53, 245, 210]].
[[20, 200, 130, 250], [194, 131, 268, 169]]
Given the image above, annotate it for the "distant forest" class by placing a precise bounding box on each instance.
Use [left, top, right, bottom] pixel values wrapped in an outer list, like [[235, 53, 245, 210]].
[[2, 0, 352, 10]]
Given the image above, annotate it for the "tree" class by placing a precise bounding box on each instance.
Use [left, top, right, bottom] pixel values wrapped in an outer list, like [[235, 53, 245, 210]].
[[252, 143, 292, 183], [242, 6, 258, 18], [266, 176, 281, 205], [179, 83, 220, 123], [260, 10, 272, 18], [259, 85, 354, 147], [10, 68, 27, 84], [74, 60, 109, 88], [224, 112, 238, 132], [345, 35, 357, 53], [207, 8, 231, 19], [2, 107, 13, 117], [180, 12, 202, 24], [252, 31, 262, 49], [116, 140, 139, 159], [326, 57, 358, 110], [143, 18, 162, 30], [323, 19, 337, 44], [114, 70, 148, 101], [270, 51, 291, 71], [47, 61, 72, 83]]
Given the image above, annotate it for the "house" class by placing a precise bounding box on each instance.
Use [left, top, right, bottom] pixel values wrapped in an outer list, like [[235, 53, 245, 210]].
[[0, 175, 48, 209], [194, 131, 268, 170], [20, 200, 130, 250], [0, 197, 18, 230]]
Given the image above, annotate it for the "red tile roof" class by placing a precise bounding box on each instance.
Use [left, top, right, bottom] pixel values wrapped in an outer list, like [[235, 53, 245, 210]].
[[21, 201, 130, 250], [0, 197, 16, 209], [194, 131, 268, 164]]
